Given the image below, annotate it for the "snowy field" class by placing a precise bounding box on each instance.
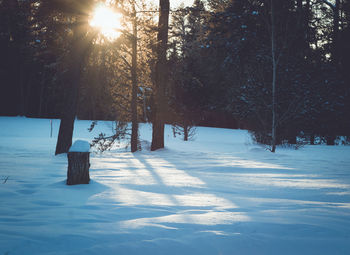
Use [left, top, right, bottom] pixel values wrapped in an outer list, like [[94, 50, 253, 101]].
[[1, 116, 350, 255]]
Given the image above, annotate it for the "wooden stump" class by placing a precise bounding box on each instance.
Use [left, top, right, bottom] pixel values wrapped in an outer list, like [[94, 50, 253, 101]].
[[67, 152, 90, 185]]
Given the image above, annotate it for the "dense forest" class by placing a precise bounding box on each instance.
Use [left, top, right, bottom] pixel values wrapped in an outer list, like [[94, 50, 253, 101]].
[[1, 0, 350, 149]]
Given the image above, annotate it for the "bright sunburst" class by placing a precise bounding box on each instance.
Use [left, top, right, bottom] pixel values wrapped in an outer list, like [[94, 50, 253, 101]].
[[90, 4, 123, 41]]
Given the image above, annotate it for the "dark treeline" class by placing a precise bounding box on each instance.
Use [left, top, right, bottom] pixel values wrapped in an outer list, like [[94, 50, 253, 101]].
[[1, 0, 350, 147]]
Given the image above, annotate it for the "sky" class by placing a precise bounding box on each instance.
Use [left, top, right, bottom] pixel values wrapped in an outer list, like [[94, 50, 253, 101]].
[[171, 0, 194, 8]]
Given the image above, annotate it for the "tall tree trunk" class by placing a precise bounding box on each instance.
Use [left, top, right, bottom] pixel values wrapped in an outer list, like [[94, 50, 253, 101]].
[[151, 0, 170, 151], [304, 0, 311, 47], [131, 7, 139, 153], [297, 0, 303, 23], [310, 134, 315, 145], [38, 70, 47, 117], [55, 70, 80, 155], [333, 0, 340, 64], [55, 23, 90, 155], [19, 61, 28, 116], [326, 135, 336, 145], [271, 0, 277, 153]]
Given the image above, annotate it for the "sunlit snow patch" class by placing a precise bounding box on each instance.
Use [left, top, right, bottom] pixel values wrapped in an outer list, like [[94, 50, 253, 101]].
[[120, 211, 251, 229]]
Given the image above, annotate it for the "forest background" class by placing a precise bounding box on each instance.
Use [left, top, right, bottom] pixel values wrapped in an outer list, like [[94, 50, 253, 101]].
[[1, 0, 349, 148]]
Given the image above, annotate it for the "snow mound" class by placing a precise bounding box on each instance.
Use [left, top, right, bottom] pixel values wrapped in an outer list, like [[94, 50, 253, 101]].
[[69, 140, 91, 152]]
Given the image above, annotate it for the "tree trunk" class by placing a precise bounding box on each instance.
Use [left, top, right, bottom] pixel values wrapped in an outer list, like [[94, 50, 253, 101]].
[[310, 134, 315, 145], [288, 135, 297, 145], [271, 0, 277, 153], [333, 0, 340, 65], [305, 0, 311, 42], [326, 135, 336, 145], [297, 0, 303, 26], [55, 61, 80, 155], [151, 0, 170, 151], [38, 70, 46, 117], [131, 7, 139, 153], [184, 124, 189, 141], [55, 111, 77, 155], [55, 23, 91, 155], [67, 152, 90, 185]]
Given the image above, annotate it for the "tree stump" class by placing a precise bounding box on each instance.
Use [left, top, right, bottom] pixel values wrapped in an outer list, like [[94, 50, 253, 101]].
[[67, 140, 90, 185]]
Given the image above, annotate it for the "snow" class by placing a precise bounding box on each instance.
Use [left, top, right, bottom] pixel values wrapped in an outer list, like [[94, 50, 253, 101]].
[[69, 140, 90, 153], [0, 116, 350, 255]]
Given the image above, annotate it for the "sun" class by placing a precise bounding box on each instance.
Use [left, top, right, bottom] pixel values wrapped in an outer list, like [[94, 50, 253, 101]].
[[90, 4, 123, 41]]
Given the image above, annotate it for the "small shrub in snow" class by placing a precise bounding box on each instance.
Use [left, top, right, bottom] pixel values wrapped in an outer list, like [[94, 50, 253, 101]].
[[249, 130, 305, 151], [89, 121, 131, 152], [172, 122, 197, 141], [335, 136, 350, 145], [279, 140, 305, 150]]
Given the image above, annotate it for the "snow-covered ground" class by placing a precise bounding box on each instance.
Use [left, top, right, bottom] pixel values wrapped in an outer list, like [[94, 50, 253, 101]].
[[1, 116, 350, 255]]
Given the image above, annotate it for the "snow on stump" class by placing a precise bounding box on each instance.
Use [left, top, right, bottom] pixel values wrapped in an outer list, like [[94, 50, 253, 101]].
[[67, 140, 91, 185]]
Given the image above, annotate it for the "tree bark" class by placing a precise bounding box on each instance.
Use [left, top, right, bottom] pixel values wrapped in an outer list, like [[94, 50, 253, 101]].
[[271, 0, 277, 153], [67, 152, 90, 185], [55, 51, 80, 155], [131, 6, 139, 153], [151, 0, 170, 151], [184, 124, 189, 141]]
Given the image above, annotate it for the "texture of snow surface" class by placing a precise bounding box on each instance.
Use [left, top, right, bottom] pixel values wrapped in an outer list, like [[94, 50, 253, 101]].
[[0, 117, 349, 255]]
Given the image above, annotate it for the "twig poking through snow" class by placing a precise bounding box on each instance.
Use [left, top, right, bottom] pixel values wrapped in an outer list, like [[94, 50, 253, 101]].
[[2, 176, 9, 184]]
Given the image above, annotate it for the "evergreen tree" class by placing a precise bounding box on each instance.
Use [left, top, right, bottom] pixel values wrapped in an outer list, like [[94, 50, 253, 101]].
[[0, 0, 43, 116], [168, 1, 207, 140]]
